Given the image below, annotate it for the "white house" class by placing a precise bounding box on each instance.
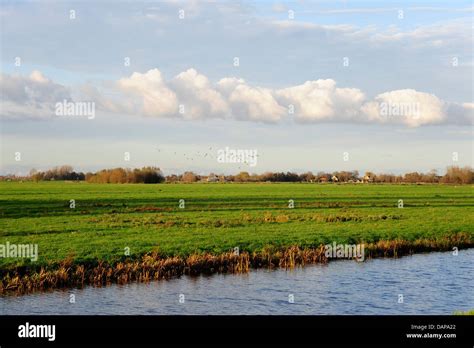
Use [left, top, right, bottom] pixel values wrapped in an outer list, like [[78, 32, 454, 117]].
[[207, 174, 219, 182]]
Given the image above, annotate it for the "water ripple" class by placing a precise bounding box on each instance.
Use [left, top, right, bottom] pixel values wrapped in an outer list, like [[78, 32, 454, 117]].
[[1, 249, 473, 315]]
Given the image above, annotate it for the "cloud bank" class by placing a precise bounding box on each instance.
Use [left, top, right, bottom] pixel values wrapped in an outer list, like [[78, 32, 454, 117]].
[[1, 69, 472, 127], [0, 71, 71, 120]]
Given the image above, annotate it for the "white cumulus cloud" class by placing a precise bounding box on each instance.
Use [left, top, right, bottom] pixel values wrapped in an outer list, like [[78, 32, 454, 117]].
[[2, 69, 472, 128], [276, 79, 366, 123], [0, 71, 71, 120], [171, 68, 229, 119], [362, 89, 446, 127], [117, 68, 178, 118], [217, 78, 286, 122]]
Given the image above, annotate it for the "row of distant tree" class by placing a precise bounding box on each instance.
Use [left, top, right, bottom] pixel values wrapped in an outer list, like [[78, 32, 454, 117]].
[[2, 165, 473, 184], [86, 167, 165, 183], [26, 166, 165, 184]]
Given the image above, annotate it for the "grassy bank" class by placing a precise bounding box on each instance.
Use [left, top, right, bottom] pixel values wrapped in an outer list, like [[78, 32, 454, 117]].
[[454, 310, 474, 315], [0, 182, 473, 293], [2, 234, 472, 294]]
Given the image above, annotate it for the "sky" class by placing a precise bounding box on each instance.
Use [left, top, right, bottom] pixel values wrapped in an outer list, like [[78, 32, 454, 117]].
[[0, 0, 473, 176]]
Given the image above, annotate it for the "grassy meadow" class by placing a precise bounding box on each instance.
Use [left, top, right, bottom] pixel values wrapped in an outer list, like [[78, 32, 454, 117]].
[[1, 181, 473, 272]]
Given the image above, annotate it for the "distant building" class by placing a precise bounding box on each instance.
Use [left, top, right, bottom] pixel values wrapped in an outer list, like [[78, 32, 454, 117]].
[[218, 175, 228, 183], [363, 175, 373, 183], [207, 174, 219, 183]]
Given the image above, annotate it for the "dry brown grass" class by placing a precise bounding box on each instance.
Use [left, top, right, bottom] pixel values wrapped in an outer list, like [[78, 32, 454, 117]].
[[0, 232, 471, 295]]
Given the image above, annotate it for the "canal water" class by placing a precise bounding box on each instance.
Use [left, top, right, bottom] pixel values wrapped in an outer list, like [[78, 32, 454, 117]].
[[1, 249, 473, 315]]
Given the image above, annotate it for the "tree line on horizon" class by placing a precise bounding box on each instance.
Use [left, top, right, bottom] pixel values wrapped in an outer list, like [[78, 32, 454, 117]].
[[1, 165, 473, 184]]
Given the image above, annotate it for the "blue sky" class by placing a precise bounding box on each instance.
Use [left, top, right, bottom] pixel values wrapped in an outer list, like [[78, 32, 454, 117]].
[[1, 0, 473, 175]]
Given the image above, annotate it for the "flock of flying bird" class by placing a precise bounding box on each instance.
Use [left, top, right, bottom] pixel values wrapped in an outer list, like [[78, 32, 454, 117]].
[[157, 146, 257, 171]]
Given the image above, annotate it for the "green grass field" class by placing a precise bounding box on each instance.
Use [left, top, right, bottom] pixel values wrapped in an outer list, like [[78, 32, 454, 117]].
[[0, 181, 473, 270]]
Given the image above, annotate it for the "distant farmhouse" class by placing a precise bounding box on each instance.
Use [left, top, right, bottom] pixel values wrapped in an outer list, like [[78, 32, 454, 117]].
[[206, 174, 219, 183], [363, 174, 374, 183]]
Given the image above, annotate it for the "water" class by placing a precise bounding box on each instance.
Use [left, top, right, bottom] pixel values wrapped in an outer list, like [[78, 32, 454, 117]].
[[1, 249, 473, 315]]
